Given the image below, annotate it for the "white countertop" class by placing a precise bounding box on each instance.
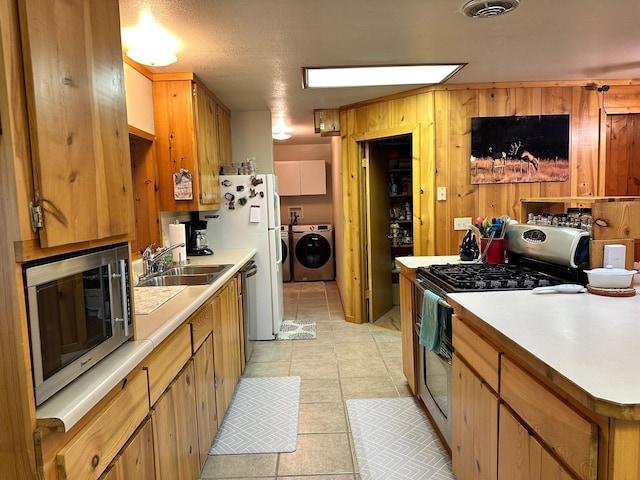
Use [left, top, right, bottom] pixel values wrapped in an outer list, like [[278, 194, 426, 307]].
[[36, 248, 256, 431], [449, 284, 640, 410], [395, 255, 463, 269]]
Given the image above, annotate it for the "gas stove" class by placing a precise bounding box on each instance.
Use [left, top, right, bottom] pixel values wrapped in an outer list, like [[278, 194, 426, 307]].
[[417, 224, 591, 294]]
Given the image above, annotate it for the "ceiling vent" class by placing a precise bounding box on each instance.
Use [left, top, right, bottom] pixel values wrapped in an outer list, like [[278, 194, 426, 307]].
[[462, 0, 520, 18]]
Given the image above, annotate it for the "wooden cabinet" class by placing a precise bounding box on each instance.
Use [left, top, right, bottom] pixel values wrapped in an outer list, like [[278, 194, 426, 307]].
[[153, 75, 231, 212], [151, 360, 200, 480], [100, 418, 155, 480], [16, 0, 134, 251], [275, 160, 327, 196], [451, 316, 500, 480], [501, 356, 598, 480], [56, 370, 149, 480], [193, 335, 217, 468], [212, 276, 243, 422], [499, 405, 574, 480], [399, 265, 416, 394], [452, 354, 499, 480]]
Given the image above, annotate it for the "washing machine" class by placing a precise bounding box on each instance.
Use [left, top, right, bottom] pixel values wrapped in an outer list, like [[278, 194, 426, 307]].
[[281, 225, 291, 282], [292, 224, 335, 281]]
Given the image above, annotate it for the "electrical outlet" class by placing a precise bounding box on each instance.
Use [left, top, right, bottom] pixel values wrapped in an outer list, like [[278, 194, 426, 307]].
[[437, 187, 447, 201], [454, 217, 473, 231]]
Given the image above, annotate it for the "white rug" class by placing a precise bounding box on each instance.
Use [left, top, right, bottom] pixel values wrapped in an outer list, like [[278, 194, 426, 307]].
[[346, 397, 455, 480], [278, 319, 317, 340], [209, 376, 300, 455]]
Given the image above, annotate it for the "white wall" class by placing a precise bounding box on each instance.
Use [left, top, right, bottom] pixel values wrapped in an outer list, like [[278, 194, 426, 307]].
[[123, 63, 155, 135], [230, 111, 274, 174]]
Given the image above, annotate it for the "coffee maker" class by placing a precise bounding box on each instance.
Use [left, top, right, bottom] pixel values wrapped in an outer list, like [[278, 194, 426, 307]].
[[184, 220, 213, 256]]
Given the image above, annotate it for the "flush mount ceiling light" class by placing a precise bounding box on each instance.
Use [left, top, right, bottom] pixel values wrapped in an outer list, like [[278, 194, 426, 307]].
[[462, 0, 520, 18], [303, 64, 465, 89], [272, 117, 292, 140], [122, 11, 180, 67]]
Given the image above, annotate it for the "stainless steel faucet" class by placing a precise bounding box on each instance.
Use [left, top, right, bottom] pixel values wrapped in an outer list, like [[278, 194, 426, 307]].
[[141, 243, 186, 277]]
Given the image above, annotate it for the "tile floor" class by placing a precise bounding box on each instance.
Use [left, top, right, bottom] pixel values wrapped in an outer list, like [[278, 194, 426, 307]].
[[199, 281, 412, 480]]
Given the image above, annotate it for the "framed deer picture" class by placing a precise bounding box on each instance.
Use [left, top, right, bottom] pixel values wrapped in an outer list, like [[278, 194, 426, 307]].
[[469, 114, 570, 184]]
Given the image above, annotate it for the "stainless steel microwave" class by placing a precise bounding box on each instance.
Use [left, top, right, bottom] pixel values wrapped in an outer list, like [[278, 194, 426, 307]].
[[24, 243, 133, 405]]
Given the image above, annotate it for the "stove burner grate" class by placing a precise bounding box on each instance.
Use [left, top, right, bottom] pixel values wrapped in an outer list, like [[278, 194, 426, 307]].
[[419, 263, 563, 292]]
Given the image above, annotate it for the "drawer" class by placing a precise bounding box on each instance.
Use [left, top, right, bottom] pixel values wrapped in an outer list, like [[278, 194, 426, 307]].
[[56, 369, 148, 480], [145, 323, 192, 406], [190, 301, 214, 353], [501, 356, 598, 480], [452, 315, 500, 391]]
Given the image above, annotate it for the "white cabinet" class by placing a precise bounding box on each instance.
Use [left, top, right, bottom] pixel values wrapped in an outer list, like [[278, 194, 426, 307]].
[[275, 160, 326, 196]]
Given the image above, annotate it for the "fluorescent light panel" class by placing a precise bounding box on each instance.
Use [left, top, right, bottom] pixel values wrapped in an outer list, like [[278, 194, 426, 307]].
[[304, 64, 464, 88]]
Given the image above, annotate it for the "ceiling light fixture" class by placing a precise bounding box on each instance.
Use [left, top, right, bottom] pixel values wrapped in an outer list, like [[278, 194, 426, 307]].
[[302, 64, 464, 89], [272, 117, 292, 140], [122, 11, 180, 67]]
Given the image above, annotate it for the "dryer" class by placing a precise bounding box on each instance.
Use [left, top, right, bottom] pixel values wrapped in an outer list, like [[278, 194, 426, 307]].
[[281, 225, 291, 282], [292, 224, 335, 281]]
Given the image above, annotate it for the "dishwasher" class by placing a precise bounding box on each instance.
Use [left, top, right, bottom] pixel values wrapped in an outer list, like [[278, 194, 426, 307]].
[[240, 260, 258, 363]]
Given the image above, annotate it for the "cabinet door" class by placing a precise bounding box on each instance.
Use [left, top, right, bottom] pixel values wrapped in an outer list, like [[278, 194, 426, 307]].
[[18, 0, 134, 248], [152, 361, 200, 480], [217, 105, 232, 167], [194, 84, 220, 207], [499, 405, 574, 480], [452, 354, 499, 480], [274, 162, 301, 196], [100, 418, 155, 480], [299, 160, 327, 195], [194, 335, 217, 468]]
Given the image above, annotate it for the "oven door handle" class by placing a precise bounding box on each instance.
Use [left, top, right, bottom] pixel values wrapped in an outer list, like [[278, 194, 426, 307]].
[[414, 277, 452, 309]]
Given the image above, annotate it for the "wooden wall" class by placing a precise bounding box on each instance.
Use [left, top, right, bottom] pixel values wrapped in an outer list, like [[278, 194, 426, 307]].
[[340, 81, 640, 323]]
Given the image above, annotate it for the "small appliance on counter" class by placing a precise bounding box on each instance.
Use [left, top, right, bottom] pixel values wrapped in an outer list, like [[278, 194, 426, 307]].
[[184, 220, 213, 256]]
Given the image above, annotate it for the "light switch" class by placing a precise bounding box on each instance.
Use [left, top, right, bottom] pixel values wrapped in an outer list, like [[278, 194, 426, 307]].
[[437, 187, 447, 201]]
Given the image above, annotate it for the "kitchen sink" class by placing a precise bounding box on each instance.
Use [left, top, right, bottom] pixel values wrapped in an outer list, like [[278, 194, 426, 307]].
[[136, 264, 233, 287], [163, 264, 233, 276], [137, 274, 215, 287]]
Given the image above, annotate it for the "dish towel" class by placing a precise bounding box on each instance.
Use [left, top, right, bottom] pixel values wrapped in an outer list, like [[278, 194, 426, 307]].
[[420, 289, 443, 352]]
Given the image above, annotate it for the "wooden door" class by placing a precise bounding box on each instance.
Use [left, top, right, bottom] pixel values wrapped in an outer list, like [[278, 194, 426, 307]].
[[194, 335, 217, 468], [364, 143, 393, 323], [217, 105, 233, 167], [452, 355, 499, 480], [498, 405, 573, 480], [605, 113, 640, 260], [18, 0, 134, 247], [101, 418, 155, 480], [194, 85, 220, 207], [152, 361, 200, 480]]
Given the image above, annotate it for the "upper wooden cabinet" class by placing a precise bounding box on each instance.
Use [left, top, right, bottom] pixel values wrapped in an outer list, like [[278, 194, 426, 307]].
[[17, 0, 134, 250], [153, 75, 232, 212]]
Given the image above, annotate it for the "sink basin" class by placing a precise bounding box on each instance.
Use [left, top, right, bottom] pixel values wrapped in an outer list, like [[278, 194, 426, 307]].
[[137, 274, 215, 287], [164, 264, 233, 276]]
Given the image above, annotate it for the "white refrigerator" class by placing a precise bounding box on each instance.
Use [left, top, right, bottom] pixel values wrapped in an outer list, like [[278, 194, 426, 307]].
[[202, 174, 283, 340]]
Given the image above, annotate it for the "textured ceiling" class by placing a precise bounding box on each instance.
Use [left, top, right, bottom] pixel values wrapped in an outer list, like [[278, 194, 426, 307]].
[[119, 0, 640, 145]]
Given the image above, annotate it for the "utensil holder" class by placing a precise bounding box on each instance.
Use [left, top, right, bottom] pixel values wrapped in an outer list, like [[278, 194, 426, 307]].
[[480, 238, 505, 263]]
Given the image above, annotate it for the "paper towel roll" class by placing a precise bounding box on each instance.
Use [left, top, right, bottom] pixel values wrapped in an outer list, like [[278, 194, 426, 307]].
[[168, 223, 187, 264]]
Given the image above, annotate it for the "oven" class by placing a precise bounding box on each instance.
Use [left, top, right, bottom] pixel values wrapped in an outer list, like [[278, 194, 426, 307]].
[[414, 274, 453, 448], [413, 224, 590, 450]]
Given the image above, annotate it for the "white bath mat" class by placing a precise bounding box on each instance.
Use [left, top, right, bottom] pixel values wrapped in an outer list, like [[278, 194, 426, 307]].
[[209, 376, 300, 455], [346, 397, 455, 480], [278, 319, 317, 340]]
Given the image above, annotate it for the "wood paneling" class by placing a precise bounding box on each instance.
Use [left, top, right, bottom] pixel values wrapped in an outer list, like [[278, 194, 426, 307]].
[[129, 135, 159, 255]]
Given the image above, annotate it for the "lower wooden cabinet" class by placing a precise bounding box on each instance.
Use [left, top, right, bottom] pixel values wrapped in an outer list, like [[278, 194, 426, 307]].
[[152, 360, 200, 480], [213, 277, 242, 422], [100, 418, 155, 480], [193, 335, 217, 468], [498, 404, 574, 480], [452, 354, 499, 480]]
